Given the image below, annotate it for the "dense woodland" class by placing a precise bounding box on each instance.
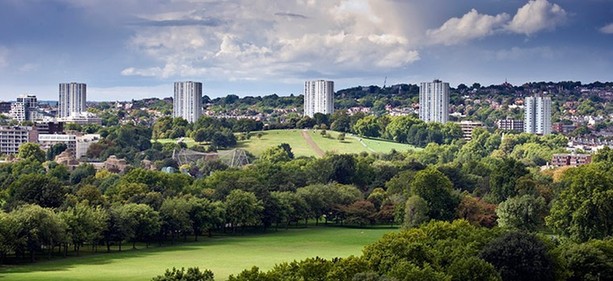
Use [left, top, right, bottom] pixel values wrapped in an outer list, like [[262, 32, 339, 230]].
[[1, 80, 612, 280], [1, 118, 612, 280]]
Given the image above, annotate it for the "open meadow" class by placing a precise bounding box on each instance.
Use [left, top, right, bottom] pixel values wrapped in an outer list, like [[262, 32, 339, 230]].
[[0, 226, 395, 281], [155, 129, 418, 158], [238, 129, 418, 157]]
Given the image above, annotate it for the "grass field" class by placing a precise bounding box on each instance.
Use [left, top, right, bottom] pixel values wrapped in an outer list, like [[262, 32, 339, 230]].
[[0, 227, 395, 281], [236, 129, 418, 157]]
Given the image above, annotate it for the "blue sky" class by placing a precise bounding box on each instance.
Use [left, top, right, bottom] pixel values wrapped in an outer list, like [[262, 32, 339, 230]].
[[0, 0, 611, 101]]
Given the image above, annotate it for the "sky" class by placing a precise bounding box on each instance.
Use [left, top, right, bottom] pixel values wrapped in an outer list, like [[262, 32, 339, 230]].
[[0, 0, 611, 101]]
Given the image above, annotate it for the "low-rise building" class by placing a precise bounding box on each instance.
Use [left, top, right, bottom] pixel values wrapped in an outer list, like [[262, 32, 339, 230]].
[[76, 134, 101, 159], [458, 121, 483, 140], [551, 153, 592, 167], [497, 119, 524, 132], [38, 134, 77, 151], [0, 126, 38, 155]]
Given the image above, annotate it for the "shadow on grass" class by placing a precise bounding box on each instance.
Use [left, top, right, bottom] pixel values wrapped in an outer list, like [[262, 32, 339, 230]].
[[0, 227, 317, 275]]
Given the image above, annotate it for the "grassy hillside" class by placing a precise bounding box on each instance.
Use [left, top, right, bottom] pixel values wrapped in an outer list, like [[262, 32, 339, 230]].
[[154, 130, 418, 158], [237, 129, 418, 157], [0, 227, 395, 281]]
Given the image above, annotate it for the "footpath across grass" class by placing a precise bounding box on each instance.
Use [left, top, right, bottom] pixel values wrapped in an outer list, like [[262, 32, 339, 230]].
[[0, 226, 395, 281], [237, 129, 418, 157]]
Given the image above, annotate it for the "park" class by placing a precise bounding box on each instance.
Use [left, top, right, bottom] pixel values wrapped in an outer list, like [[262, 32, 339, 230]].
[[0, 226, 394, 280]]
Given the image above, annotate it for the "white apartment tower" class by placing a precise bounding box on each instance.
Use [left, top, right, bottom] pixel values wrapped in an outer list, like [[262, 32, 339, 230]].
[[304, 80, 334, 117], [173, 81, 203, 123], [58, 83, 86, 117], [419, 79, 449, 123], [524, 94, 552, 135]]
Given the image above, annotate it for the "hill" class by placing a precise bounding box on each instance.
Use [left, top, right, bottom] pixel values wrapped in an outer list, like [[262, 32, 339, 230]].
[[237, 129, 419, 157]]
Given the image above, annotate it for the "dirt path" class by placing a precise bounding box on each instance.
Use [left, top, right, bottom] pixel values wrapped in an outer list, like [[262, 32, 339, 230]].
[[301, 130, 325, 157]]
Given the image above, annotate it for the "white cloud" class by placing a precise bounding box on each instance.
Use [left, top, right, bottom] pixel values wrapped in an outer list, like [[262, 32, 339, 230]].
[[426, 9, 510, 45], [600, 23, 613, 34], [121, 0, 422, 81], [506, 0, 567, 35]]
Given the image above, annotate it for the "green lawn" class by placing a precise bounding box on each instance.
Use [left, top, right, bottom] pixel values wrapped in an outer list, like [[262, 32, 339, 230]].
[[237, 130, 418, 157], [0, 227, 395, 281], [153, 137, 200, 148]]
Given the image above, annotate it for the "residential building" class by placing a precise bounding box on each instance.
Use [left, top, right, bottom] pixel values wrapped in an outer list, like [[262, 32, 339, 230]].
[[173, 81, 203, 123], [419, 79, 449, 123], [58, 82, 87, 117], [0, 126, 38, 155], [524, 94, 552, 135], [56, 112, 102, 125], [552, 122, 576, 134], [304, 80, 334, 117], [0, 102, 11, 114], [9, 95, 39, 122], [76, 134, 101, 159], [35, 122, 64, 134], [551, 153, 592, 167], [38, 134, 77, 151], [458, 121, 483, 140], [497, 119, 524, 132]]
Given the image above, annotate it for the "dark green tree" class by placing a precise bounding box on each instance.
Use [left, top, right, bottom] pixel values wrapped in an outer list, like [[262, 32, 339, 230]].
[[480, 232, 555, 281]]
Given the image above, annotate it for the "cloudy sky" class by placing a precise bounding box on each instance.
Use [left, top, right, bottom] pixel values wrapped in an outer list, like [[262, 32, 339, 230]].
[[0, 0, 611, 101]]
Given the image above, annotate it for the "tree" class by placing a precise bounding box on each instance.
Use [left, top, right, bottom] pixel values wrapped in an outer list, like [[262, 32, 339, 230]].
[[480, 231, 555, 281], [152, 267, 214, 281], [496, 195, 546, 231], [59, 203, 108, 255], [12, 204, 66, 262], [488, 158, 529, 203], [403, 195, 429, 228], [260, 145, 292, 163], [0, 211, 17, 264], [344, 200, 377, 226], [159, 197, 192, 243], [546, 163, 613, 241], [46, 143, 67, 161], [447, 257, 501, 281], [455, 195, 497, 228], [115, 203, 161, 249], [18, 143, 45, 163], [9, 174, 66, 208], [410, 166, 459, 221], [225, 190, 263, 232], [187, 197, 216, 240], [353, 115, 382, 137], [555, 240, 613, 281]]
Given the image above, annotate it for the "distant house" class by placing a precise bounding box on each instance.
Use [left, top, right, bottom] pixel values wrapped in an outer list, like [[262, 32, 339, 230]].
[[551, 153, 592, 167]]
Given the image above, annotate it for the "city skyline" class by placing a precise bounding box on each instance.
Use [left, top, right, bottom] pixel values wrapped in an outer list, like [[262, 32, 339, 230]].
[[0, 0, 612, 101]]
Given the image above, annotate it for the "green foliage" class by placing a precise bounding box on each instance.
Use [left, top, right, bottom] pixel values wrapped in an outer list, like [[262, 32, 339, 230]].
[[152, 267, 214, 281], [410, 166, 459, 221], [18, 143, 45, 163], [488, 158, 529, 203], [9, 174, 66, 208], [403, 195, 429, 228], [546, 163, 613, 241], [555, 240, 613, 281], [159, 197, 192, 241], [447, 257, 501, 281], [114, 203, 161, 248], [59, 203, 108, 254], [225, 190, 263, 230], [11, 204, 66, 261], [480, 231, 555, 281], [46, 143, 67, 161], [496, 195, 547, 231]]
